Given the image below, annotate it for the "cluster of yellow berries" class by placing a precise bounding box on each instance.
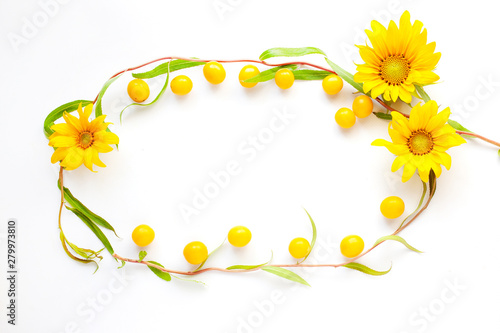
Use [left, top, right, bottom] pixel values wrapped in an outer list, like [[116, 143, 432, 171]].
[[127, 61, 374, 129], [131, 196, 405, 264]]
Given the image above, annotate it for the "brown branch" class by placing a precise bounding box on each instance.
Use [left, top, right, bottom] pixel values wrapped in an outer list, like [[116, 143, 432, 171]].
[[456, 130, 500, 148]]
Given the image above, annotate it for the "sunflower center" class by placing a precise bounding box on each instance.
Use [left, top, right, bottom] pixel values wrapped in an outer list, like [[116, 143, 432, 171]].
[[408, 130, 434, 155], [379, 55, 410, 86], [79, 132, 94, 149]]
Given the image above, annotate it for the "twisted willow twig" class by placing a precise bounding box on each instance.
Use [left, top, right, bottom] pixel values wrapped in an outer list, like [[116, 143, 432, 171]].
[[112, 177, 435, 276], [92, 56, 396, 112]]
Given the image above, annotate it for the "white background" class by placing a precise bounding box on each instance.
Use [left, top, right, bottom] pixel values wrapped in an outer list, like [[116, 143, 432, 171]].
[[1, 0, 500, 332]]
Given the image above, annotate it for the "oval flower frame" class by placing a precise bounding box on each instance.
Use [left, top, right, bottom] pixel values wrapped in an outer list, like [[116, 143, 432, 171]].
[[44, 11, 500, 285]]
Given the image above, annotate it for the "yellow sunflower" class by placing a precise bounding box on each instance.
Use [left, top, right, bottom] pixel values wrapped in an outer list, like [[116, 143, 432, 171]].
[[354, 11, 441, 103], [372, 101, 466, 183], [48, 103, 119, 171]]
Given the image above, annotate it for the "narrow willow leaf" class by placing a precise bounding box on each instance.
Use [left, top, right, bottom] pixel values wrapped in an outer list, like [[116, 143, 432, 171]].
[[291, 69, 332, 80], [261, 266, 310, 286], [226, 251, 273, 270], [415, 85, 431, 103], [139, 251, 147, 262], [195, 238, 226, 272], [173, 275, 206, 285], [374, 112, 392, 120], [324, 58, 364, 93], [147, 260, 172, 282], [66, 240, 103, 260], [373, 235, 422, 253], [299, 209, 317, 263], [95, 75, 122, 118], [44, 100, 92, 138], [244, 65, 298, 83], [448, 119, 475, 138], [58, 181, 118, 237], [66, 206, 114, 255], [118, 260, 126, 269], [259, 47, 326, 61], [59, 231, 96, 266], [120, 61, 171, 123], [398, 181, 427, 230], [498, 149, 500, 157], [343, 263, 391, 276], [132, 59, 205, 79]]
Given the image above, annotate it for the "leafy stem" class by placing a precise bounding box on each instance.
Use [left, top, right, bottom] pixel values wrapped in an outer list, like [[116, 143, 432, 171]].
[[112, 177, 435, 277]]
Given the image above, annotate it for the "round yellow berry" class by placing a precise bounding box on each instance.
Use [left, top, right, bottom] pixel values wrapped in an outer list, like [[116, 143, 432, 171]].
[[203, 61, 226, 85], [170, 75, 193, 95], [352, 95, 374, 118], [380, 196, 405, 219], [288, 237, 311, 259], [322, 74, 343, 95], [335, 108, 356, 128], [131, 224, 155, 247], [239, 65, 260, 88], [183, 241, 208, 265], [340, 235, 364, 258], [127, 79, 150, 103], [228, 226, 252, 247], [275, 68, 294, 89]]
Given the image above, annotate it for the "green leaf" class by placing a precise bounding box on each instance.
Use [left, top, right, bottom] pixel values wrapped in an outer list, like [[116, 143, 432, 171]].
[[259, 47, 326, 61], [374, 112, 392, 120], [261, 266, 310, 286], [415, 85, 431, 103], [139, 251, 147, 262], [291, 69, 332, 80], [324, 58, 364, 93], [132, 59, 205, 79], [194, 238, 226, 272], [120, 60, 172, 123], [44, 100, 92, 138], [448, 119, 475, 138], [299, 209, 317, 263], [173, 275, 206, 285], [244, 65, 298, 83], [66, 206, 114, 255], [373, 235, 422, 253], [146, 260, 172, 282], [342, 263, 391, 276], [59, 230, 96, 265], [226, 251, 273, 270], [95, 75, 122, 118], [58, 181, 118, 237]]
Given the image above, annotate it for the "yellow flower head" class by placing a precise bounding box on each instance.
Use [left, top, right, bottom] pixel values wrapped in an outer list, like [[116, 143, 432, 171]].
[[372, 101, 466, 183], [354, 11, 441, 103], [48, 103, 119, 171]]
